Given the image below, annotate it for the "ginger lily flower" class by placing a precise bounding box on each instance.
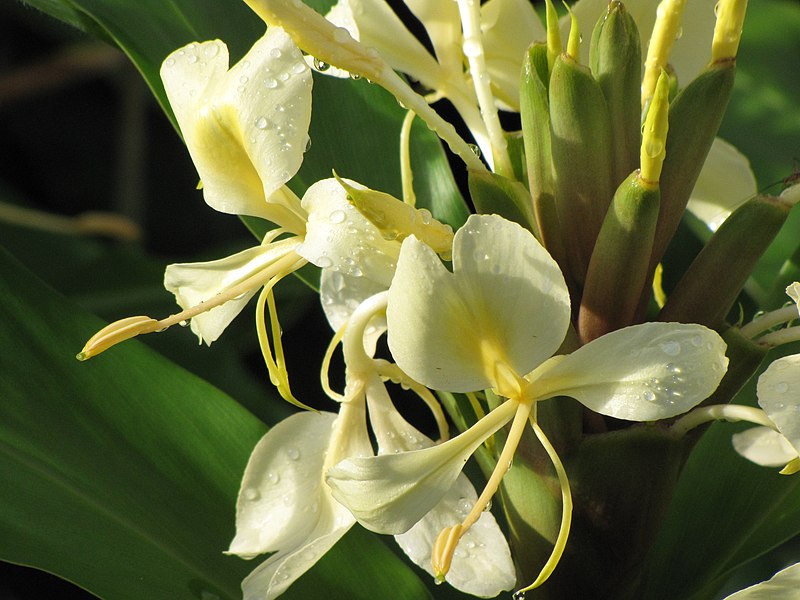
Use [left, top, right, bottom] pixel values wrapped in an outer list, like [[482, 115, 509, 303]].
[[722, 562, 800, 599], [732, 354, 800, 474], [327, 214, 728, 591]]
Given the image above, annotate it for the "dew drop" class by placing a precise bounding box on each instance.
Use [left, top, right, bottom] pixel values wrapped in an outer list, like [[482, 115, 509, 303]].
[[317, 256, 334, 269], [165, 57, 176, 67], [691, 335, 703, 347], [291, 62, 308, 74], [278, 71, 290, 82], [645, 139, 664, 158], [643, 390, 656, 402], [660, 340, 681, 356], [349, 72, 362, 80], [204, 44, 220, 58], [264, 77, 278, 89], [333, 27, 351, 43], [304, 136, 312, 152], [239, 75, 249, 85], [776, 382, 789, 394], [313, 58, 331, 72], [187, 54, 199, 64], [462, 38, 482, 58], [483, 499, 492, 512], [179, 319, 190, 328], [255, 116, 270, 130], [270, 48, 283, 58], [458, 497, 472, 515], [286, 447, 301, 460], [243, 488, 260, 501], [329, 209, 346, 224], [513, 591, 526, 600], [468, 144, 481, 158]]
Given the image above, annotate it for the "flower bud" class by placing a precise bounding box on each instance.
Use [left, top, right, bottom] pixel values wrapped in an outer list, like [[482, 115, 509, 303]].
[[659, 194, 794, 328], [468, 170, 537, 235], [590, 0, 642, 184]]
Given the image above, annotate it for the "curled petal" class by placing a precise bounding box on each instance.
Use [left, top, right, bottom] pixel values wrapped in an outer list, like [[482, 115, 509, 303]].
[[297, 178, 399, 283], [160, 28, 311, 224], [686, 137, 757, 231], [786, 282, 800, 309], [327, 400, 517, 533], [732, 426, 798, 468], [388, 214, 570, 393], [164, 238, 300, 344], [757, 354, 800, 454], [531, 323, 728, 420]]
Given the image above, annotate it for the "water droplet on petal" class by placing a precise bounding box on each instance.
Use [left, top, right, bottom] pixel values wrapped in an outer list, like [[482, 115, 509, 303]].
[[643, 390, 656, 402], [691, 335, 703, 347], [313, 58, 330, 72], [317, 256, 334, 269], [165, 57, 176, 67], [286, 447, 301, 460], [203, 44, 219, 58], [243, 488, 260, 501], [329, 210, 346, 224], [291, 62, 308, 74], [660, 341, 681, 356], [776, 382, 789, 394], [264, 77, 278, 89], [267, 472, 280, 485], [187, 54, 198, 64], [462, 38, 482, 58], [333, 27, 351, 43], [270, 48, 282, 59], [255, 116, 270, 130]]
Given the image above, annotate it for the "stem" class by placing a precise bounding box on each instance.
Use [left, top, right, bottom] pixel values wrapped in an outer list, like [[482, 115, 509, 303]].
[[671, 404, 775, 438], [455, 0, 513, 177], [739, 305, 799, 339]]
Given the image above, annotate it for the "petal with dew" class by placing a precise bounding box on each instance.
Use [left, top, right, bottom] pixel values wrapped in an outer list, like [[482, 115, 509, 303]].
[[786, 282, 800, 308], [164, 238, 300, 345], [228, 411, 340, 559], [325, 0, 445, 89], [686, 137, 757, 231], [723, 562, 800, 599], [404, 0, 462, 76], [388, 214, 570, 393], [757, 354, 800, 455], [297, 178, 399, 284], [396, 473, 516, 597], [481, 0, 546, 110], [161, 28, 311, 223], [326, 400, 517, 534], [530, 323, 728, 421], [732, 426, 798, 468], [319, 269, 387, 354]]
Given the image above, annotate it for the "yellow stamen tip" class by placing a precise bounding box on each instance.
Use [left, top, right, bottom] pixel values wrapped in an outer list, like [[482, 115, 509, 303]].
[[78, 315, 159, 360], [564, 2, 580, 60], [432, 524, 464, 579], [639, 70, 671, 185], [711, 0, 748, 62]]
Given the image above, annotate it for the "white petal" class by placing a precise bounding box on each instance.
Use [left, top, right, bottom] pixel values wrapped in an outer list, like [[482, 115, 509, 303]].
[[732, 426, 798, 468], [395, 473, 516, 597], [723, 562, 800, 599], [531, 323, 728, 420], [241, 525, 353, 600], [404, 0, 462, 76], [164, 238, 300, 344], [686, 137, 757, 231], [786, 282, 800, 308], [757, 354, 800, 455], [228, 411, 340, 558], [481, 0, 545, 110], [387, 214, 570, 393], [334, 0, 446, 89], [319, 269, 387, 354], [161, 28, 311, 222], [296, 178, 399, 283], [326, 400, 517, 533]]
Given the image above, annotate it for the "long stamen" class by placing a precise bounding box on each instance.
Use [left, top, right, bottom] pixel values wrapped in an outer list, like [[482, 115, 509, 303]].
[[739, 304, 799, 339], [400, 110, 417, 207], [755, 325, 800, 348], [516, 415, 573, 594], [432, 399, 533, 579], [321, 321, 348, 403]]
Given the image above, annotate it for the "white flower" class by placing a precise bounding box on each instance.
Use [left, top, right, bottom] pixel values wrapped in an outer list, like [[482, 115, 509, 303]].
[[722, 562, 800, 599], [732, 354, 800, 472], [327, 214, 728, 589]]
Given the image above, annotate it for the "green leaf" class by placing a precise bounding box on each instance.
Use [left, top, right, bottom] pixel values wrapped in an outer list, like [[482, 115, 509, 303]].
[[0, 244, 433, 600]]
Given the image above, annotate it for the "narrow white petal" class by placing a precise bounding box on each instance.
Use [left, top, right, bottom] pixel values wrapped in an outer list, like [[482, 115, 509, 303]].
[[241, 525, 353, 600], [532, 323, 728, 420], [404, 0, 463, 75], [732, 426, 798, 468], [296, 178, 399, 283], [757, 354, 800, 455], [228, 411, 339, 558], [164, 238, 299, 344], [481, 0, 545, 110], [723, 562, 800, 599], [334, 0, 446, 89], [327, 400, 517, 533], [161, 28, 311, 221], [686, 137, 757, 231], [387, 214, 570, 393], [395, 473, 516, 597]]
